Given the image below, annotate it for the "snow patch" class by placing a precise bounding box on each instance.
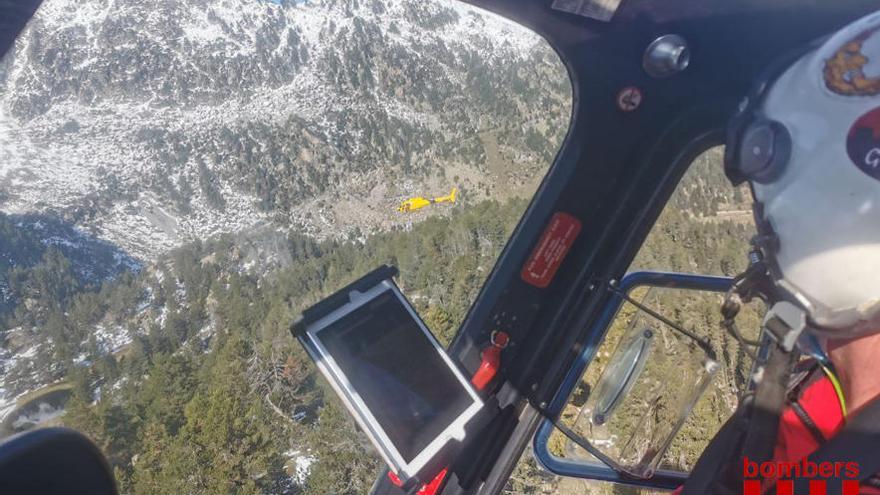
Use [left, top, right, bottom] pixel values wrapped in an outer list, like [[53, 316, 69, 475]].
[[285, 449, 316, 484]]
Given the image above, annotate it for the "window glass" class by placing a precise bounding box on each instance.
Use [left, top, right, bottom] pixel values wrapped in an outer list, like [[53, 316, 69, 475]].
[[556, 285, 764, 472], [629, 147, 755, 276], [0, 0, 570, 492], [511, 148, 762, 493]]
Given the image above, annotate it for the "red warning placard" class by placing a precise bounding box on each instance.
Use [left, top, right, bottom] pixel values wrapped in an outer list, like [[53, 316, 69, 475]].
[[521, 212, 582, 289]]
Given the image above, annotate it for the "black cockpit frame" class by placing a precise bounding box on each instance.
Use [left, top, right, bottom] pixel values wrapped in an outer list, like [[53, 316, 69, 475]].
[[387, 1, 878, 494]]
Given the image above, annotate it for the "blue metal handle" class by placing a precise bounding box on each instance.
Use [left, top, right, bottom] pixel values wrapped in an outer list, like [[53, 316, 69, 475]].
[[532, 271, 733, 490]]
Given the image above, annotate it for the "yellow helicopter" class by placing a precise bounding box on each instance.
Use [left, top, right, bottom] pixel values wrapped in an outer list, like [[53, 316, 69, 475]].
[[397, 187, 458, 213]]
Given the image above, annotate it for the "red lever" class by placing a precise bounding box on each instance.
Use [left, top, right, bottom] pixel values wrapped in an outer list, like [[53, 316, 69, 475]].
[[471, 331, 508, 390], [388, 472, 403, 487], [388, 331, 509, 493], [388, 469, 448, 494]]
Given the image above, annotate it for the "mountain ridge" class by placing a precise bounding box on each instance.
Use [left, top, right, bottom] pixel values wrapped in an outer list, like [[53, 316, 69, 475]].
[[0, 0, 569, 260]]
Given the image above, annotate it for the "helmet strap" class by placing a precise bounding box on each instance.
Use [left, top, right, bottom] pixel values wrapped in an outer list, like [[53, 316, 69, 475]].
[[682, 207, 809, 494]]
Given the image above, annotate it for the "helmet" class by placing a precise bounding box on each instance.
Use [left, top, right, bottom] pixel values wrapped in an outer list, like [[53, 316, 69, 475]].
[[725, 11, 880, 337]]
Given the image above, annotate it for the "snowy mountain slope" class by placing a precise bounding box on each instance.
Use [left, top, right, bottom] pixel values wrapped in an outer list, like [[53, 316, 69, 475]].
[[0, 0, 570, 260]]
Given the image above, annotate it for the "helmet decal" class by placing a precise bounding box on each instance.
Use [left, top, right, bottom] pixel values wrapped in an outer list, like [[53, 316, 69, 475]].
[[824, 25, 880, 96], [847, 106, 880, 180]]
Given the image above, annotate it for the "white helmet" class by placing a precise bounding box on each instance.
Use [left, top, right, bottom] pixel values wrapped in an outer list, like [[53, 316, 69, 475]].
[[725, 11, 880, 338]]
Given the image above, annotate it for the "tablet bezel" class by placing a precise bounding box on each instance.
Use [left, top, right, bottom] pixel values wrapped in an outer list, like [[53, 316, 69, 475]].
[[300, 279, 484, 482]]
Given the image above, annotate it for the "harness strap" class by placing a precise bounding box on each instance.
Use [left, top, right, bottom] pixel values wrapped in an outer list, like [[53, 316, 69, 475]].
[[678, 404, 749, 495], [680, 343, 798, 495], [790, 396, 880, 495], [784, 362, 828, 446], [789, 400, 826, 445]]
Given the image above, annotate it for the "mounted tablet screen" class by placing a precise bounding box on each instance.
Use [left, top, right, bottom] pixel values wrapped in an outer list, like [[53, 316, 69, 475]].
[[319, 290, 473, 462], [295, 269, 484, 483]]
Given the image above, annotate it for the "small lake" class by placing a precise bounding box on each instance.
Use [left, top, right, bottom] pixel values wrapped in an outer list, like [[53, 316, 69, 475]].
[[0, 387, 72, 436]]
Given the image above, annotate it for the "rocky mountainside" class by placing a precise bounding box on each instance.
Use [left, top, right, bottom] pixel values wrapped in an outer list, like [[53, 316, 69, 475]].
[[0, 0, 570, 467], [0, 0, 570, 260]]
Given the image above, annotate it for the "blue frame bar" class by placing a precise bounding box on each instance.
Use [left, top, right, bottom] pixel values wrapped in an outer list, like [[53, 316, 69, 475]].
[[532, 271, 733, 491]]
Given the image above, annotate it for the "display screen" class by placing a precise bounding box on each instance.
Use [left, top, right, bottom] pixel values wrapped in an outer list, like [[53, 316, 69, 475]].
[[318, 290, 474, 463]]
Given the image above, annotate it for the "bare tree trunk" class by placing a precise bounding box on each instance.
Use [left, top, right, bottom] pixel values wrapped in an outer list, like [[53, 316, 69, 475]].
[[264, 393, 297, 426]]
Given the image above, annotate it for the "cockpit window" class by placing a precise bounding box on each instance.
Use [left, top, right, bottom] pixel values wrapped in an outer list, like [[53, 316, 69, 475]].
[[0, 0, 570, 492], [527, 147, 762, 493]]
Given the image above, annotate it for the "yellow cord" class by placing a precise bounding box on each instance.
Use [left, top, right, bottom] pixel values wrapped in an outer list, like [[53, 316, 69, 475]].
[[820, 363, 847, 418]]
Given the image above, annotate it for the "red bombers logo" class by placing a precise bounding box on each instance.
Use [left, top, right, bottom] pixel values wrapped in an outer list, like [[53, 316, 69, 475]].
[[847, 106, 880, 181], [743, 457, 860, 495]]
